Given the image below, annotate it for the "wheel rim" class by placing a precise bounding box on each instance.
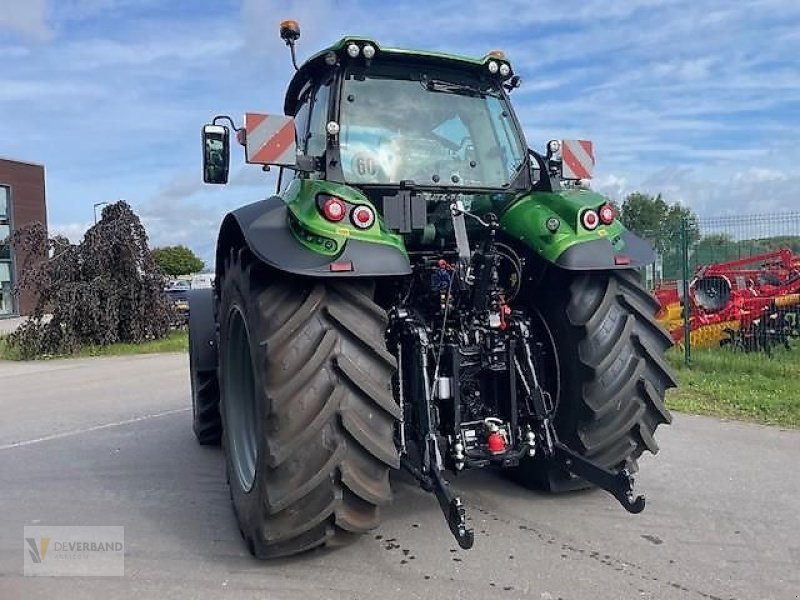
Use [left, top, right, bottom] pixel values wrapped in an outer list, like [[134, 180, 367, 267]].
[[224, 306, 258, 492]]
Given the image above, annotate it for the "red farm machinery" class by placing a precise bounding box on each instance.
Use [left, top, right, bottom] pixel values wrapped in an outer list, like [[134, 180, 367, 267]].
[[655, 248, 800, 354]]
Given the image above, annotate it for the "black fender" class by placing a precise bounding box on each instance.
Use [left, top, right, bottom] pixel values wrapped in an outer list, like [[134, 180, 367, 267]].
[[215, 196, 411, 279], [188, 288, 217, 372], [554, 230, 656, 270]]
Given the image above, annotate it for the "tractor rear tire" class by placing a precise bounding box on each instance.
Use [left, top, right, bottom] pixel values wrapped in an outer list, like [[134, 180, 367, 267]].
[[516, 269, 676, 492], [190, 324, 222, 446], [218, 249, 400, 558]]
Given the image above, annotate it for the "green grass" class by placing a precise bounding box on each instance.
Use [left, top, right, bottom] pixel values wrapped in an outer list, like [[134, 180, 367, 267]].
[[0, 329, 188, 361], [666, 344, 800, 428]]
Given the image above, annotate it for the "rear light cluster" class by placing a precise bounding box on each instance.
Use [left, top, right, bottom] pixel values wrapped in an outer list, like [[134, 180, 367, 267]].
[[599, 204, 616, 224], [351, 206, 375, 228], [321, 196, 346, 222], [318, 194, 375, 230], [581, 203, 616, 231], [582, 209, 599, 230]]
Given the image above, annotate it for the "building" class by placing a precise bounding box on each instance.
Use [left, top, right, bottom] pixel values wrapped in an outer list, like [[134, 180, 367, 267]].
[[0, 157, 47, 317]]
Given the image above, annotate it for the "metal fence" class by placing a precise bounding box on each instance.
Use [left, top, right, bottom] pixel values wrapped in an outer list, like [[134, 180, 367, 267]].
[[643, 212, 800, 365]]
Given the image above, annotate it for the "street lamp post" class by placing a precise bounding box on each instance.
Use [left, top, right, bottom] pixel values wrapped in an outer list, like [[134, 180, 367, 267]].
[[93, 202, 110, 224]]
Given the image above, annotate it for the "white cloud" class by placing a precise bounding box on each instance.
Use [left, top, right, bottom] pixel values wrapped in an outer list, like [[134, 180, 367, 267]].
[[5, 0, 800, 258], [0, 45, 30, 57], [0, 79, 106, 103], [618, 166, 800, 217], [62, 34, 243, 70], [0, 0, 51, 40], [732, 168, 789, 184], [51, 221, 92, 242]]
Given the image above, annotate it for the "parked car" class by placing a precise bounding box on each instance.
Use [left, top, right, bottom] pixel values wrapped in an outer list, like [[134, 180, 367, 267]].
[[164, 280, 191, 322]]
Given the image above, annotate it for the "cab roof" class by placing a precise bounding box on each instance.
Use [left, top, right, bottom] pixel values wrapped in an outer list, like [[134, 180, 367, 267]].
[[283, 37, 512, 115]]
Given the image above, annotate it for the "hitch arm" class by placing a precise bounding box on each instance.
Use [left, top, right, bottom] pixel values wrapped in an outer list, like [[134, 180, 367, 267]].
[[430, 464, 474, 550], [398, 321, 475, 550], [553, 442, 646, 514], [513, 327, 646, 516]]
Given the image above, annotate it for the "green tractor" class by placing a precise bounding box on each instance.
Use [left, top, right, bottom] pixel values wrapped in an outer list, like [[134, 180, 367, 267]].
[[188, 20, 675, 558]]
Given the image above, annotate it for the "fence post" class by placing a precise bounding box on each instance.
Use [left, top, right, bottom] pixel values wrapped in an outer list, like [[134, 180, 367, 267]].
[[680, 217, 692, 366]]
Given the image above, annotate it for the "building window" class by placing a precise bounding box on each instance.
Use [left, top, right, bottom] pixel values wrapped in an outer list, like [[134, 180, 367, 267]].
[[0, 184, 7, 219], [0, 185, 13, 315]]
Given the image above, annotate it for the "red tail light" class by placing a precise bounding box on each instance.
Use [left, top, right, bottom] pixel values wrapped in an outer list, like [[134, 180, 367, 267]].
[[351, 205, 375, 229], [599, 203, 616, 225], [321, 196, 346, 222], [581, 209, 599, 230]]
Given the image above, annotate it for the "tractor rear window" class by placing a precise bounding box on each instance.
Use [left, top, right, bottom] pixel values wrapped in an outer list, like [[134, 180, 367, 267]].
[[339, 71, 525, 189]]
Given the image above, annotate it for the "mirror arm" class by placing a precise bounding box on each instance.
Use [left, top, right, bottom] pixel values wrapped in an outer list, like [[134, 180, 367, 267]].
[[211, 115, 242, 132], [294, 155, 317, 172]]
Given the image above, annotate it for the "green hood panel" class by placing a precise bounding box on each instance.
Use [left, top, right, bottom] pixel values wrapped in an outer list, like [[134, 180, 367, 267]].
[[282, 179, 406, 257], [278, 180, 650, 271], [499, 189, 633, 266]]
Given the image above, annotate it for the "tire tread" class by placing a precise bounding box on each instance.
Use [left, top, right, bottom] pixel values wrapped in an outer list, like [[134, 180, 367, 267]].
[[219, 256, 397, 558]]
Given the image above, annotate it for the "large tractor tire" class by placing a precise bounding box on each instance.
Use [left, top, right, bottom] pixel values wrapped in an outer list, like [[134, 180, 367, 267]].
[[217, 249, 400, 558], [190, 357, 222, 445], [516, 269, 676, 491], [189, 289, 222, 446]]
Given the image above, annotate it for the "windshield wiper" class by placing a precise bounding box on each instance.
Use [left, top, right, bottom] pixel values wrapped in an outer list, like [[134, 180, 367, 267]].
[[423, 79, 495, 98]]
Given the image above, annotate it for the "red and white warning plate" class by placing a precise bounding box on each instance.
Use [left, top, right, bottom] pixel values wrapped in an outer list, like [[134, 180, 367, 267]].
[[244, 113, 297, 167], [561, 139, 595, 180]]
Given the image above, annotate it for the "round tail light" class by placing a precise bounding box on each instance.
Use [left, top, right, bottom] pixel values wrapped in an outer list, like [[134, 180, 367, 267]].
[[599, 203, 616, 225], [351, 205, 375, 229], [321, 196, 346, 222], [582, 209, 599, 231]]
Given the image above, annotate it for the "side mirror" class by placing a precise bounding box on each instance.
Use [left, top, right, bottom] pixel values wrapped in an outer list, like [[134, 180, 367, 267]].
[[202, 124, 230, 184]]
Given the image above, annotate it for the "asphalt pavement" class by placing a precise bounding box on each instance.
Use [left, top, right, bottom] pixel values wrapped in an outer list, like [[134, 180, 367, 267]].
[[0, 353, 798, 599]]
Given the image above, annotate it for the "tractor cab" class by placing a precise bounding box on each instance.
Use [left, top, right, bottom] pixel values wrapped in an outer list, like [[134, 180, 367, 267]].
[[201, 24, 576, 198], [282, 37, 529, 195]]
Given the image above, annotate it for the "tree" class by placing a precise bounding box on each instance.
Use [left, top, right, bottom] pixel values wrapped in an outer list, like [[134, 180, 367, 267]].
[[7, 201, 174, 358], [618, 192, 669, 236], [151, 245, 205, 277], [694, 234, 800, 266], [619, 193, 700, 251], [619, 192, 700, 279]]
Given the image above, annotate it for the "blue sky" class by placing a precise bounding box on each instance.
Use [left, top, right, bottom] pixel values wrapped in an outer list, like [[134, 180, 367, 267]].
[[2, 0, 799, 265]]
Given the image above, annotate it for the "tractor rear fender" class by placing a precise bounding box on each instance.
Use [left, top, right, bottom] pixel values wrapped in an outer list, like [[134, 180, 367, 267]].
[[188, 288, 217, 372], [500, 189, 655, 270], [215, 195, 412, 281]]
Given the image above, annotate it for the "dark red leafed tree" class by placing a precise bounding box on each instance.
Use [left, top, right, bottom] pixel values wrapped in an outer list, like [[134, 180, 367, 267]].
[[6, 201, 174, 358]]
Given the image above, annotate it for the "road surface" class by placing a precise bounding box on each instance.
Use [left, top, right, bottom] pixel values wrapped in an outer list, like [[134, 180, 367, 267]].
[[0, 353, 797, 599]]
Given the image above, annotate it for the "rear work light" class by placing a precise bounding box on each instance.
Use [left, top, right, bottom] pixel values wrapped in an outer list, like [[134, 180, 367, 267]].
[[320, 196, 346, 222], [599, 203, 616, 225], [351, 205, 375, 229], [582, 209, 599, 231]]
